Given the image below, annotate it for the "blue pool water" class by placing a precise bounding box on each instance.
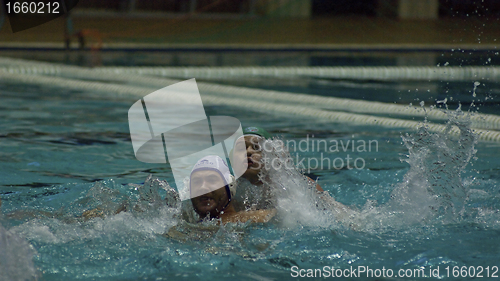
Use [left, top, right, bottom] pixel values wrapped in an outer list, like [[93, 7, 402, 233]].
[[1, 54, 500, 280]]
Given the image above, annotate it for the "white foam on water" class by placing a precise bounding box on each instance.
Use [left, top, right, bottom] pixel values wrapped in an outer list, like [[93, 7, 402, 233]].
[[10, 175, 181, 245], [357, 107, 478, 231], [3, 105, 487, 255], [247, 106, 479, 233], [0, 223, 39, 281], [256, 138, 345, 229]]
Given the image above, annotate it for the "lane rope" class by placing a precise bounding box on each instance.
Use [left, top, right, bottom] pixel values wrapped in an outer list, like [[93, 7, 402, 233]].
[[2, 67, 500, 142], [2, 57, 499, 131], [92, 65, 500, 82]]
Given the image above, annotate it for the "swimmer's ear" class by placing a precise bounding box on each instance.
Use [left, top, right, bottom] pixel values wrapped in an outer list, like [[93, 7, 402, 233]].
[[228, 175, 237, 198]]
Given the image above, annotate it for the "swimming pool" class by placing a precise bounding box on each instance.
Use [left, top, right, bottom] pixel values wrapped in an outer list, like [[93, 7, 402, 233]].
[[1, 53, 500, 280]]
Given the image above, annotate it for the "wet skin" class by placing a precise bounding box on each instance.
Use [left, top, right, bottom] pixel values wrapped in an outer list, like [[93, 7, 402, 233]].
[[189, 169, 276, 224], [233, 135, 264, 185], [190, 170, 230, 219]]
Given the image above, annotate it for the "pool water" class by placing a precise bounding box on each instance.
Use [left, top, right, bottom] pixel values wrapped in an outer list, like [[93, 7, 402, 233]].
[[1, 56, 500, 281]]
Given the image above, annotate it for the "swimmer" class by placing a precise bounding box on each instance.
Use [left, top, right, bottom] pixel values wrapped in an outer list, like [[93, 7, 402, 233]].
[[188, 155, 276, 224], [165, 155, 276, 242]]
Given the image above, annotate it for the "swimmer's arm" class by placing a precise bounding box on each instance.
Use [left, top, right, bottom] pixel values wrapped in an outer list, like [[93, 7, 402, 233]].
[[222, 209, 277, 224]]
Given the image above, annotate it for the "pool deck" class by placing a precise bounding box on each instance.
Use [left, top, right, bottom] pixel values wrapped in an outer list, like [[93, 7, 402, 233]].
[[0, 14, 499, 50]]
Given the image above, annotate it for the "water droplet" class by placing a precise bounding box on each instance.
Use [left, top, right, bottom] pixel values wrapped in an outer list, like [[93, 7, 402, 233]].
[[472, 81, 480, 97]]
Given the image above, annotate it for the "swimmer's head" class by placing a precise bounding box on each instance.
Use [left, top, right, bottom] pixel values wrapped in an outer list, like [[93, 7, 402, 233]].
[[189, 155, 236, 219], [232, 127, 272, 184], [242, 126, 272, 139]]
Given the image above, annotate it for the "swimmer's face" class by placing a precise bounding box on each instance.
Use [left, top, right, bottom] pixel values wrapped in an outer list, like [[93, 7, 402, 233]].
[[233, 135, 263, 181], [190, 170, 229, 219]]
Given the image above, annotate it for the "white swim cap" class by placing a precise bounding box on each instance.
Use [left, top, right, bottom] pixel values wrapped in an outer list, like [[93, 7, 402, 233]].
[[190, 155, 236, 199]]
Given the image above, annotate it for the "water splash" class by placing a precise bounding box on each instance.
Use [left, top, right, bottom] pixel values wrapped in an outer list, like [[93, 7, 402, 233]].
[[9, 176, 181, 245], [0, 105, 485, 281], [385, 110, 476, 222], [0, 223, 39, 281], [355, 105, 479, 233], [473, 81, 480, 98], [250, 106, 478, 232], [129, 174, 179, 214], [255, 138, 347, 229]]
